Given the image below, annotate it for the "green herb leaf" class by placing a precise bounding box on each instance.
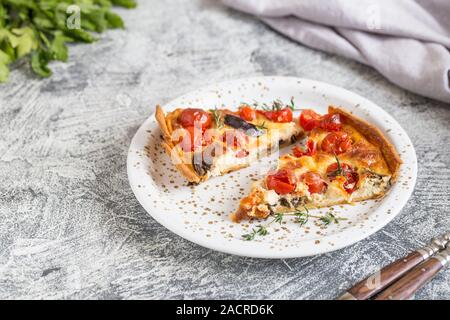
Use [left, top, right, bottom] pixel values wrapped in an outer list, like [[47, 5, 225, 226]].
[[106, 11, 125, 29], [289, 96, 295, 111], [256, 121, 267, 130], [294, 208, 309, 226], [256, 99, 299, 112], [242, 230, 256, 241], [11, 27, 39, 58], [274, 213, 283, 224], [319, 212, 346, 226], [241, 225, 269, 241], [50, 31, 72, 61], [241, 206, 349, 241], [0, 49, 12, 65], [335, 155, 343, 175], [209, 107, 223, 129], [112, 0, 137, 9], [272, 99, 283, 110], [0, 4, 6, 28], [256, 225, 268, 236], [31, 50, 51, 78], [0, 62, 9, 82]]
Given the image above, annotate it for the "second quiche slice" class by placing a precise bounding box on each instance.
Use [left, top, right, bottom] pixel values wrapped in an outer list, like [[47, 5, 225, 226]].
[[231, 106, 402, 222]]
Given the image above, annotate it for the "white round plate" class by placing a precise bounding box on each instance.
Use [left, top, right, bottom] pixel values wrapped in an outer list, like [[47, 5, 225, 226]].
[[127, 77, 417, 258]]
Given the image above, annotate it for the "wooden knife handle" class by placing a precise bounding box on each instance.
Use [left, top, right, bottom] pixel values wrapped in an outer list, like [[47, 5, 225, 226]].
[[374, 257, 444, 300], [345, 251, 424, 300]]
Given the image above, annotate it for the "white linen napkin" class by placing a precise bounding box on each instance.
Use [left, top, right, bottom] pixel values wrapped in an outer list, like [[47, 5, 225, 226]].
[[222, 0, 450, 103]]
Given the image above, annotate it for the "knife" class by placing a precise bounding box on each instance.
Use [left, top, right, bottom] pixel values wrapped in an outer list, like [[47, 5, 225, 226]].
[[338, 232, 450, 300], [375, 244, 450, 300]]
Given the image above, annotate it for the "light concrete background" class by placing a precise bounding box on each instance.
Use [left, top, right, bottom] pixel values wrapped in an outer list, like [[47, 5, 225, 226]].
[[0, 0, 448, 299]]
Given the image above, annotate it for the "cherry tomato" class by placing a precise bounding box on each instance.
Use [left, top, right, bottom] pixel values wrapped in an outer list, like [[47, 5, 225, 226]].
[[179, 108, 212, 130], [300, 110, 343, 132], [266, 169, 296, 195], [179, 126, 204, 152], [326, 162, 359, 193], [321, 132, 352, 155], [292, 139, 317, 157], [299, 109, 321, 131], [259, 107, 293, 123], [222, 130, 249, 149], [302, 172, 327, 194], [320, 113, 342, 131], [239, 105, 256, 121]]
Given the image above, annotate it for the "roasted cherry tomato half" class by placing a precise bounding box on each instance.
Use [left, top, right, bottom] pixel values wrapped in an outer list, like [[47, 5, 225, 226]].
[[321, 131, 352, 155], [266, 169, 296, 195], [326, 162, 359, 193], [179, 108, 212, 130], [299, 109, 321, 131], [292, 139, 317, 157], [320, 113, 342, 131], [239, 105, 256, 121], [179, 126, 204, 152], [300, 110, 343, 132], [259, 107, 293, 123], [302, 172, 327, 194], [326, 162, 353, 177]]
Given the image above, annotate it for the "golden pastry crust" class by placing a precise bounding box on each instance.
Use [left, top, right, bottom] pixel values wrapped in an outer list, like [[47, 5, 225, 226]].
[[328, 106, 402, 182], [155, 105, 172, 141], [155, 105, 201, 183]]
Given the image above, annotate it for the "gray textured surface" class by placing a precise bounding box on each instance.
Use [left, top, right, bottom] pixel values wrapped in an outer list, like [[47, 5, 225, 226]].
[[0, 0, 449, 300]]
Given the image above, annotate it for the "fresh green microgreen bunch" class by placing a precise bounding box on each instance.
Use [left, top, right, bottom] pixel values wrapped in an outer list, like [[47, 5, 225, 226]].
[[0, 0, 136, 82]]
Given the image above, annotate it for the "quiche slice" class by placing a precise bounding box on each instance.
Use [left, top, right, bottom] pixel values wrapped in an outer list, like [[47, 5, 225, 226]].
[[231, 106, 402, 222], [155, 102, 304, 183]]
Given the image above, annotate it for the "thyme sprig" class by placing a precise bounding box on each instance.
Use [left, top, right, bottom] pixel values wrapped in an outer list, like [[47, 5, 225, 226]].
[[242, 207, 347, 241], [272, 99, 283, 110], [289, 96, 296, 111], [242, 225, 268, 241], [319, 212, 342, 226], [334, 154, 344, 176], [242, 212, 284, 241], [256, 121, 268, 130], [293, 208, 309, 226], [274, 213, 284, 224], [209, 107, 223, 129], [251, 98, 303, 112]]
